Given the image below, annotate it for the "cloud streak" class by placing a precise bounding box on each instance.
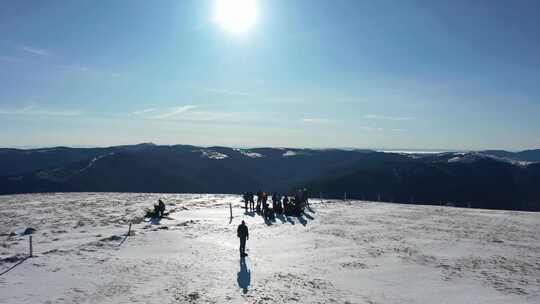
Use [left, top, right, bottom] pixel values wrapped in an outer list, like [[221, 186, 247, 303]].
[[133, 106, 274, 126], [359, 126, 408, 132], [302, 118, 330, 124], [204, 88, 249, 96], [360, 126, 384, 132], [0, 104, 81, 116], [16, 45, 51, 57], [364, 114, 415, 121], [132, 108, 156, 115], [1, 51, 118, 78], [150, 105, 198, 119]]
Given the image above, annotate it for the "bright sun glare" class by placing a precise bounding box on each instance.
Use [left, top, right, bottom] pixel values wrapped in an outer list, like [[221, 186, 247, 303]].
[[214, 0, 257, 34]]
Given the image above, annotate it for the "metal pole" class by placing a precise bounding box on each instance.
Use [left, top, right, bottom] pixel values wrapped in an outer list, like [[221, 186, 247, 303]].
[[229, 203, 233, 219]]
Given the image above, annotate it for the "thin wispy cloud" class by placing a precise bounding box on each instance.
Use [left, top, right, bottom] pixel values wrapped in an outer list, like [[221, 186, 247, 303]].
[[185, 110, 264, 123], [16, 45, 51, 57], [364, 114, 415, 121], [132, 108, 156, 115], [360, 126, 384, 132], [204, 88, 249, 96], [150, 105, 198, 119], [1, 51, 115, 77], [137, 106, 270, 125], [58, 64, 120, 77], [0, 104, 81, 116], [302, 118, 330, 124], [359, 127, 407, 132], [33, 109, 81, 116]]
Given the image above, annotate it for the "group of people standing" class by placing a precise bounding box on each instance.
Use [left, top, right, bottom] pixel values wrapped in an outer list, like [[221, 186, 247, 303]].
[[242, 188, 309, 219]]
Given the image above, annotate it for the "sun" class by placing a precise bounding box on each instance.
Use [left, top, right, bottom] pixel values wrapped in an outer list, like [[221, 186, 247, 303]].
[[214, 0, 257, 34]]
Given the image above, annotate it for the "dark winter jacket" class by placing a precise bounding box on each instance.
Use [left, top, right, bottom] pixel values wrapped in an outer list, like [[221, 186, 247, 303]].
[[237, 223, 249, 239]]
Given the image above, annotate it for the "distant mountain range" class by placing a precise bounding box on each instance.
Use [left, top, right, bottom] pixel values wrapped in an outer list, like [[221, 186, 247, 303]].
[[1, 144, 539, 211]]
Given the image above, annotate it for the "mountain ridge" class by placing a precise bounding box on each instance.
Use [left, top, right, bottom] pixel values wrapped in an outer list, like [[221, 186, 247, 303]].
[[1, 144, 539, 211]]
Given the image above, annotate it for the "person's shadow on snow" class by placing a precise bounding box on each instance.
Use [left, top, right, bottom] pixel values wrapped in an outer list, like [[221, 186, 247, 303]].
[[237, 257, 251, 293]]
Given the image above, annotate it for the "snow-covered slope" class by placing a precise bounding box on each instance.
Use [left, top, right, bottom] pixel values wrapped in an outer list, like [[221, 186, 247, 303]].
[[194, 149, 229, 160], [1, 193, 539, 303], [236, 149, 264, 158], [444, 152, 536, 166], [282, 150, 298, 157]]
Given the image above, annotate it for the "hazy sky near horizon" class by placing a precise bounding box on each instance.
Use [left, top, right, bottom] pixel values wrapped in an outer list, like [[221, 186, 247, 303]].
[[1, 0, 539, 150]]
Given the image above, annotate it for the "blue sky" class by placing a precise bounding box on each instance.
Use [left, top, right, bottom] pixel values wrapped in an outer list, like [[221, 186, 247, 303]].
[[1, 0, 539, 150]]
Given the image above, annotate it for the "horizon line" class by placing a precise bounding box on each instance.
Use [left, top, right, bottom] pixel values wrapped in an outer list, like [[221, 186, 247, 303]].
[[0, 142, 534, 153]]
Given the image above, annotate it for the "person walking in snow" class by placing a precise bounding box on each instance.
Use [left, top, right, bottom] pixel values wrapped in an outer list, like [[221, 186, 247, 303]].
[[237, 220, 249, 257]]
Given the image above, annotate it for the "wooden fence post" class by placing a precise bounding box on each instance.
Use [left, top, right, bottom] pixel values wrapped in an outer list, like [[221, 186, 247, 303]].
[[29, 235, 33, 257]]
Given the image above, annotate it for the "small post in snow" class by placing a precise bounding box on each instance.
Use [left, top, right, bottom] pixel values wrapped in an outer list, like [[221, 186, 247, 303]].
[[319, 192, 323, 203], [229, 203, 233, 220], [29, 235, 33, 257], [127, 221, 132, 236], [378, 193, 381, 202], [344, 192, 347, 201]]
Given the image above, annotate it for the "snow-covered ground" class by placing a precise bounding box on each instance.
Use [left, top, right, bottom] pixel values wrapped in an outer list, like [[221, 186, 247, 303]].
[[1, 193, 539, 304]]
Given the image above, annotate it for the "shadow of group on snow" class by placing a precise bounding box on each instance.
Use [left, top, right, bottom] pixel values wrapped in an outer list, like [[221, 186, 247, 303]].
[[242, 204, 316, 227], [263, 208, 316, 227]]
